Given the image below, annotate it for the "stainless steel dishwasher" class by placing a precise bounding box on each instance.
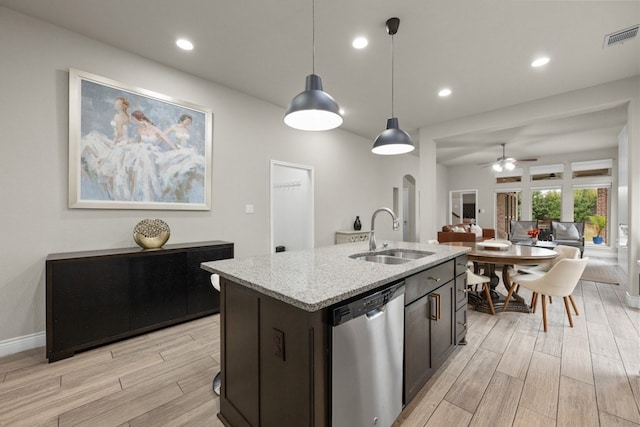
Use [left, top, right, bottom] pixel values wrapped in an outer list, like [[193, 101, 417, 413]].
[[331, 282, 405, 427]]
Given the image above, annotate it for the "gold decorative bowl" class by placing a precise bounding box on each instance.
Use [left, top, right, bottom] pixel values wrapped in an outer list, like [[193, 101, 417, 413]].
[[133, 219, 170, 249]]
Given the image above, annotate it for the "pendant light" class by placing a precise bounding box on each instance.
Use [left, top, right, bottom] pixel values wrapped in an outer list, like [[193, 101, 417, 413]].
[[284, 0, 343, 131], [372, 18, 415, 155]]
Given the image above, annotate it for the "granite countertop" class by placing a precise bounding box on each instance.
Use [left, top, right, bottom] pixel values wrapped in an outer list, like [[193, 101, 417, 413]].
[[201, 241, 469, 312]]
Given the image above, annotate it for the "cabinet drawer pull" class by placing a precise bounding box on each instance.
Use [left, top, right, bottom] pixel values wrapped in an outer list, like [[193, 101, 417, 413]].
[[428, 276, 441, 282], [429, 293, 441, 321], [458, 288, 470, 293], [458, 321, 468, 327]]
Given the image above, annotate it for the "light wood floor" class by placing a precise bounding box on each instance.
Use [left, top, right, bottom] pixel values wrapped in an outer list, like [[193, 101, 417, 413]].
[[1, 277, 639, 426]]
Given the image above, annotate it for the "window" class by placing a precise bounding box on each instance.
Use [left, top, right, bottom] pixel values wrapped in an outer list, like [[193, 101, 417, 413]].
[[495, 167, 523, 184], [571, 159, 612, 178], [530, 164, 563, 181], [574, 185, 610, 245], [532, 188, 561, 236]]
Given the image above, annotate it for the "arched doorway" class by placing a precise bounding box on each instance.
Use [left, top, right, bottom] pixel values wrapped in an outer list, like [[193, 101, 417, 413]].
[[402, 175, 417, 242]]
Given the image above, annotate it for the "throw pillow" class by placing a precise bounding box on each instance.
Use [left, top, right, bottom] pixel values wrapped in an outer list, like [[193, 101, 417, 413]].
[[470, 224, 483, 238], [511, 223, 530, 240], [452, 226, 466, 232], [556, 223, 580, 240]]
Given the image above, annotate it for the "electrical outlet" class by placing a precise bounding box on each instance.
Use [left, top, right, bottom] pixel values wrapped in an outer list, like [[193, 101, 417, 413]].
[[272, 328, 285, 361]]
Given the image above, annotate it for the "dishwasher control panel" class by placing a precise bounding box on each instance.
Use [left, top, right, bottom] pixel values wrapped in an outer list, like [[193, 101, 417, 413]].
[[331, 282, 405, 326]]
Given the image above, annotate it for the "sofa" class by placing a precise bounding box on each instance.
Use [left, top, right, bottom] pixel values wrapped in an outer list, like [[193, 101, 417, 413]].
[[551, 221, 585, 257], [438, 223, 495, 243]]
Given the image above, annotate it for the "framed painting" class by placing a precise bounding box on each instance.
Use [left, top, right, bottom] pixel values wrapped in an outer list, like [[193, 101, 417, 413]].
[[69, 68, 213, 210]]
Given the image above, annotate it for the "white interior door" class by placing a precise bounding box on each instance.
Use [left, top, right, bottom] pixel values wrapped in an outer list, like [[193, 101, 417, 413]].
[[270, 161, 314, 253]]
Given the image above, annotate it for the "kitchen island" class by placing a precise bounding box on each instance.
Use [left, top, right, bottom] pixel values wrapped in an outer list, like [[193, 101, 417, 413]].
[[202, 241, 469, 426]]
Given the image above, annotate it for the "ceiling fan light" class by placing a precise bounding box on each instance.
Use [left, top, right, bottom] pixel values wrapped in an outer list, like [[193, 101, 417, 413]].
[[284, 74, 343, 131], [504, 161, 516, 171], [372, 118, 415, 155], [492, 163, 503, 172]]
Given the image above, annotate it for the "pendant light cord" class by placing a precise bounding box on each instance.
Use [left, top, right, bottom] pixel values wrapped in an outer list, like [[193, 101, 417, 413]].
[[391, 32, 395, 117], [312, 0, 316, 74]]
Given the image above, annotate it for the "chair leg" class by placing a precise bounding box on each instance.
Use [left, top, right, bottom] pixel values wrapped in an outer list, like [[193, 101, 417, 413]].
[[502, 283, 517, 312], [531, 292, 538, 313], [563, 296, 574, 327], [541, 295, 548, 332], [568, 295, 579, 316], [483, 283, 496, 315]]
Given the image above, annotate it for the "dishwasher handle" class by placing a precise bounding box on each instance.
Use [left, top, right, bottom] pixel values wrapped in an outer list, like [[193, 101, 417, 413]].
[[365, 306, 385, 320]]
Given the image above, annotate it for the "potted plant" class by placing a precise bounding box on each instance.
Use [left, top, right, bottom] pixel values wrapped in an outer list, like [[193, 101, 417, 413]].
[[587, 215, 606, 244]]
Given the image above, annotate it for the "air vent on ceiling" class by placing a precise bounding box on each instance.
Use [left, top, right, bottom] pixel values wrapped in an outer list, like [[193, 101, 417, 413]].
[[603, 25, 639, 48]]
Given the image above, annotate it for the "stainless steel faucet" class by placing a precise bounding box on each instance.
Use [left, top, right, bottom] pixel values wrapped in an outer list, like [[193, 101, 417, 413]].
[[369, 207, 400, 251]]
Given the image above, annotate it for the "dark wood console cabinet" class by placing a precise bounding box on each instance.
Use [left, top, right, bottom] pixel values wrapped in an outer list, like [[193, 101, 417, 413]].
[[46, 240, 233, 362]]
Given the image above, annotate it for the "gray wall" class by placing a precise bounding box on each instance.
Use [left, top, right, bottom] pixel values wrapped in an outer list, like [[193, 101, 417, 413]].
[[0, 8, 418, 344]]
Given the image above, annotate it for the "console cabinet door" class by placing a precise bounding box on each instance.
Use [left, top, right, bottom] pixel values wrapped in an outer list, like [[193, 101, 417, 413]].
[[48, 258, 130, 360], [187, 246, 233, 314], [130, 252, 187, 330]]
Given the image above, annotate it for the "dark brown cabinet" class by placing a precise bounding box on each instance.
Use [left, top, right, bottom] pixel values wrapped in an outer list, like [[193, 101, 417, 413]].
[[403, 262, 457, 403], [46, 241, 233, 362], [454, 256, 469, 344], [219, 279, 328, 427], [215, 254, 467, 425]]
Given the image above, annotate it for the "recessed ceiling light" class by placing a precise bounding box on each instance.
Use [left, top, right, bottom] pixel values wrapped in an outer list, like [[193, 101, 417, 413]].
[[176, 38, 194, 51], [438, 88, 452, 97], [352, 37, 368, 49], [531, 56, 550, 67]]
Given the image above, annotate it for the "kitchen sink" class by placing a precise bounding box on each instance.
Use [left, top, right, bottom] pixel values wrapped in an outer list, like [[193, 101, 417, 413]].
[[350, 254, 412, 264], [349, 249, 435, 265], [375, 249, 435, 259]]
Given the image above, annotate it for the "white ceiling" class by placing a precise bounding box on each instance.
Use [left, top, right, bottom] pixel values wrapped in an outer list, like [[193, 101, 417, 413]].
[[2, 0, 637, 165]]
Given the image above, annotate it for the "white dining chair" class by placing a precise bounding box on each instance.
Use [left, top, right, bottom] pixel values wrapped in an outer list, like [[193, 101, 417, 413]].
[[503, 258, 588, 332], [466, 269, 495, 315], [514, 244, 580, 276], [512, 245, 580, 308]]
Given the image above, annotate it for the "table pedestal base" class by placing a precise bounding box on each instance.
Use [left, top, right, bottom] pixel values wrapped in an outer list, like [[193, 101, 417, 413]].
[[468, 291, 531, 314]]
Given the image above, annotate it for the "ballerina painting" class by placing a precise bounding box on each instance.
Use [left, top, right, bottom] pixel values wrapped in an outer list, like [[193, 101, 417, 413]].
[[69, 68, 212, 210]]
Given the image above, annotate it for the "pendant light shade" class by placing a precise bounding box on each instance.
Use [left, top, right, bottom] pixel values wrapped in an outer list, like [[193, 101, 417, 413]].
[[372, 17, 414, 155], [372, 118, 414, 155], [284, 0, 342, 131], [284, 74, 343, 131]]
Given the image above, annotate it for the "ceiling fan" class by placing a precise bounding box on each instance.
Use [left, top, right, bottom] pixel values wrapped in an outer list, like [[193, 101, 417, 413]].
[[479, 143, 538, 172]]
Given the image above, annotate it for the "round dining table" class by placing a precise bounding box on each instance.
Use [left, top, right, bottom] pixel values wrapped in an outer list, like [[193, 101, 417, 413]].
[[445, 241, 558, 313]]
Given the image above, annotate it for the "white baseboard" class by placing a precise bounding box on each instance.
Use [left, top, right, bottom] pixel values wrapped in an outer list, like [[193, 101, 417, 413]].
[[0, 332, 45, 358], [626, 292, 640, 309]]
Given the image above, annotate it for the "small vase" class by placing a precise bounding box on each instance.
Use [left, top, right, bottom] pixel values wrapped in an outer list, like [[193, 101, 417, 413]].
[[133, 219, 170, 249], [531, 237, 538, 245], [353, 216, 362, 231]]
